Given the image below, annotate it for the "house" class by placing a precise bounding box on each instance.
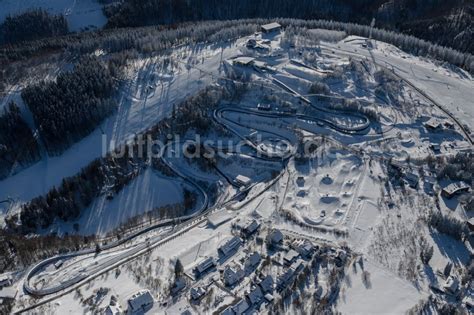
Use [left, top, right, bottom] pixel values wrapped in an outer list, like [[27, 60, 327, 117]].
[[276, 268, 295, 291], [247, 286, 264, 306], [257, 103, 272, 111], [246, 38, 257, 48], [264, 293, 274, 303], [284, 249, 300, 265], [443, 276, 460, 294], [430, 143, 441, 154], [291, 259, 305, 275], [404, 172, 419, 189], [244, 252, 261, 272], [104, 302, 122, 315], [220, 306, 235, 315], [223, 266, 244, 287], [268, 229, 284, 246], [291, 239, 314, 258], [236, 175, 251, 186], [0, 275, 12, 288], [232, 56, 255, 67], [424, 118, 443, 131], [232, 298, 250, 315], [219, 237, 242, 257], [261, 22, 281, 33], [442, 182, 470, 199], [467, 218, 474, 232], [190, 287, 207, 301], [194, 257, 216, 276], [424, 176, 436, 195], [127, 290, 154, 313], [241, 220, 261, 238], [258, 275, 274, 293]]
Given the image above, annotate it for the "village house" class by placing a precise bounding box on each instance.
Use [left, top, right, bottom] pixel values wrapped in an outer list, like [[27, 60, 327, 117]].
[[127, 290, 154, 313]]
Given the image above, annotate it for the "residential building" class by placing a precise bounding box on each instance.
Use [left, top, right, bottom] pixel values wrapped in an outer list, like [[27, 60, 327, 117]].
[[127, 290, 154, 313]]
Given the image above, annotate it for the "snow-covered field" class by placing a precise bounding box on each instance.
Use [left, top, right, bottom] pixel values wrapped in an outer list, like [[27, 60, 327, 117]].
[[0, 0, 106, 31]]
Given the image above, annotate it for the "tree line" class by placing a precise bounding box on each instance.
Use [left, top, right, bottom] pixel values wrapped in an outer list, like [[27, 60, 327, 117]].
[[104, 0, 472, 54], [0, 9, 68, 45], [0, 102, 41, 179], [21, 56, 116, 155]]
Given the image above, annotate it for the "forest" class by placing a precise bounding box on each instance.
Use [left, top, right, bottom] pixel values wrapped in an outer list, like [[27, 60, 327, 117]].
[[104, 0, 473, 54], [0, 102, 41, 179], [21, 57, 116, 155], [0, 9, 68, 45]]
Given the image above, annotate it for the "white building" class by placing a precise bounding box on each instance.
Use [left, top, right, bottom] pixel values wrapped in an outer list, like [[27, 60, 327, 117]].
[[127, 290, 154, 313]]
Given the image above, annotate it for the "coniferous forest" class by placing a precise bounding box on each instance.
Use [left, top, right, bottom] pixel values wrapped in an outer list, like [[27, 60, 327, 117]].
[[21, 57, 116, 155], [0, 9, 68, 45], [0, 102, 41, 179]]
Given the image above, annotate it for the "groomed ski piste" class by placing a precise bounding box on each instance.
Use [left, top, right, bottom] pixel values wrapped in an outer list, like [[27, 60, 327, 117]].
[[4, 25, 474, 314]]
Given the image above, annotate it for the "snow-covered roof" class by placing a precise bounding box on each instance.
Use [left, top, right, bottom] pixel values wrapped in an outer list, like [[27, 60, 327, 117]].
[[442, 181, 470, 196], [219, 236, 242, 256], [232, 57, 255, 66], [207, 211, 233, 228], [195, 257, 215, 274], [190, 287, 206, 300], [232, 298, 250, 314], [242, 220, 260, 236], [261, 22, 282, 32], [236, 174, 251, 185], [223, 266, 244, 286], [104, 304, 122, 315], [127, 290, 153, 312], [284, 249, 300, 264]]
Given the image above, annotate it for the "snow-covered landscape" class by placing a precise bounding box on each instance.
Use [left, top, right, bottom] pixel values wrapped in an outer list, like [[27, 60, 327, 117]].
[[0, 8, 473, 315]]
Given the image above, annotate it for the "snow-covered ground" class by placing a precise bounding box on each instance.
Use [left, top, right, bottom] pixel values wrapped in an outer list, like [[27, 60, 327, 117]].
[[0, 0, 107, 32]]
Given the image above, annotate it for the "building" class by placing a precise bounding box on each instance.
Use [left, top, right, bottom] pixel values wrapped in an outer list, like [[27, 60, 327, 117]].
[[404, 172, 419, 189], [257, 103, 272, 111], [127, 290, 154, 313], [430, 143, 441, 154], [218, 236, 242, 257], [268, 229, 284, 246], [276, 268, 295, 291], [261, 22, 281, 33], [246, 38, 257, 48], [104, 303, 122, 315], [244, 252, 261, 272], [424, 118, 443, 131], [258, 275, 274, 293], [232, 56, 255, 67], [0, 275, 12, 288], [232, 298, 250, 315], [241, 220, 261, 238], [284, 249, 300, 265], [291, 239, 314, 258], [247, 286, 264, 306], [208, 211, 233, 228], [443, 276, 460, 294], [223, 266, 244, 287], [235, 175, 251, 186], [467, 218, 474, 232], [190, 287, 207, 301], [442, 182, 470, 199], [194, 257, 216, 276]]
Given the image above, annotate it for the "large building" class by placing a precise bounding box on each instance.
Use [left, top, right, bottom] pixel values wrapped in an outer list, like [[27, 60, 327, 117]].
[[442, 181, 470, 199]]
